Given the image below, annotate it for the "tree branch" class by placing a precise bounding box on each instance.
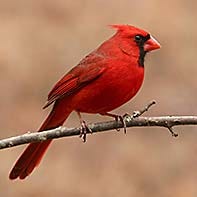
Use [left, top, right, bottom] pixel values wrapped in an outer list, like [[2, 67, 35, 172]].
[[1, 115, 197, 150]]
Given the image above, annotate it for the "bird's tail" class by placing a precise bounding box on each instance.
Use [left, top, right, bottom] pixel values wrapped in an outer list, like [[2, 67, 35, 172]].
[[9, 102, 72, 180]]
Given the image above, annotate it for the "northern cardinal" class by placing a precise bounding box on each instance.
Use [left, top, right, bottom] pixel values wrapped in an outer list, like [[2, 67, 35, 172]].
[[9, 24, 160, 180]]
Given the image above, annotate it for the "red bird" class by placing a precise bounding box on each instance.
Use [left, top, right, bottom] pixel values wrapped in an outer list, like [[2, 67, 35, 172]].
[[9, 24, 160, 180]]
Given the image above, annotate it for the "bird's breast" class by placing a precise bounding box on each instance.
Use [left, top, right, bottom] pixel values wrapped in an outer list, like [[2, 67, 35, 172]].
[[72, 62, 144, 113]]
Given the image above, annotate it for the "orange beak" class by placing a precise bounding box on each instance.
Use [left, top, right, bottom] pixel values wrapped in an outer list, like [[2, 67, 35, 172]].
[[144, 36, 161, 52]]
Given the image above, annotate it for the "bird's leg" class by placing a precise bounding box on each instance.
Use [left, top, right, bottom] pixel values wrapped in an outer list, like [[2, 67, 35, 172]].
[[77, 111, 92, 142], [100, 112, 127, 134]]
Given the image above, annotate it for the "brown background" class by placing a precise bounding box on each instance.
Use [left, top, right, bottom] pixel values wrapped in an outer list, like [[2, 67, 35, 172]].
[[1, 0, 197, 196]]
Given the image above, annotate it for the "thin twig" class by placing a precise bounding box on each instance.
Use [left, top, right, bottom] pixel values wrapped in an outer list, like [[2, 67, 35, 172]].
[[132, 100, 156, 118], [1, 116, 197, 150]]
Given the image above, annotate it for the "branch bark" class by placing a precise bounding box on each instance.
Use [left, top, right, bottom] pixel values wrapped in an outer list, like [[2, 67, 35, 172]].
[[1, 115, 197, 150]]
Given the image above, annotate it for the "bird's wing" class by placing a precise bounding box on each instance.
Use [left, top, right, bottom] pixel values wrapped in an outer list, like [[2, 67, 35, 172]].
[[43, 53, 106, 109]]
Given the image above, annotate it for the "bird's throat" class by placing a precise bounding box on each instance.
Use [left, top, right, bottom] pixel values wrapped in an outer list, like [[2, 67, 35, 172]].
[[138, 46, 147, 67]]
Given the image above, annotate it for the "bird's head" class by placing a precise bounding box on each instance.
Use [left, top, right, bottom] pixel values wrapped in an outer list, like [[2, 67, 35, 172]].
[[110, 24, 161, 66]]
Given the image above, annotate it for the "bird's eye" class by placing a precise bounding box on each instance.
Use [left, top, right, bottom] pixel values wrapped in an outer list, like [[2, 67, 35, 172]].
[[134, 35, 143, 42]]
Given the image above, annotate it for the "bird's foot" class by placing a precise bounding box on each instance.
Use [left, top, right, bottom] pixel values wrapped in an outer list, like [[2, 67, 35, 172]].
[[79, 120, 92, 142], [77, 111, 92, 142], [100, 112, 127, 134], [115, 115, 127, 134]]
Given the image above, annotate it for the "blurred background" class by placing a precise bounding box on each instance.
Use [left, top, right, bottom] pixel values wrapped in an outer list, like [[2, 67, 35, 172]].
[[1, 0, 197, 196]]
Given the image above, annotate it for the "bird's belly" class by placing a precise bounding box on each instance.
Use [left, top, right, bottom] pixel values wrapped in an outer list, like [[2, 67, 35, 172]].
[[71, 66, 144, 113]]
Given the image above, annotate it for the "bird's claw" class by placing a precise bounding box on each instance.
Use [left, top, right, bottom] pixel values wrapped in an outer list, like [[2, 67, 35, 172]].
[[79, 120, 92, 142], [113, 115, 127, 134]]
